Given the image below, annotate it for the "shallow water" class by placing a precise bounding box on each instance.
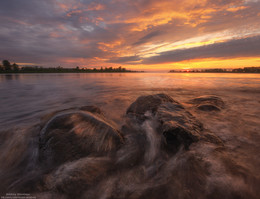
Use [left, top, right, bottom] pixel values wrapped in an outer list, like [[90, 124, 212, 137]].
[[0, 73, 259, 129], [0, 73, 260, 198]]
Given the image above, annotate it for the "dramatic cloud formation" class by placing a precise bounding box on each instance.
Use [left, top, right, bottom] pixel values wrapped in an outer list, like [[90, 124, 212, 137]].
[[142, 36, 260, 64], [0, 0, 259, 70]]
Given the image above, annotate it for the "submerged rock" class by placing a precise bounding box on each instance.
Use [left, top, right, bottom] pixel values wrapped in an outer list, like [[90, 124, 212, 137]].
[[39, 106, 124, 168], [197, 104, 221, 111], [45, 157, 112, 196], [189, 95, 225, 112]]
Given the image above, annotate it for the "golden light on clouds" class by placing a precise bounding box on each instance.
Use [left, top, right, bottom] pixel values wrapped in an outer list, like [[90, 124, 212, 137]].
[[172, 57, 260, 69], [128, 57, 260, 71]]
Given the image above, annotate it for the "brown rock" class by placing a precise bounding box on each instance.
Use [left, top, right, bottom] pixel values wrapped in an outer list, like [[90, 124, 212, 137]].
[[126, 94, 203, 152], [39, 106, 124, 168]]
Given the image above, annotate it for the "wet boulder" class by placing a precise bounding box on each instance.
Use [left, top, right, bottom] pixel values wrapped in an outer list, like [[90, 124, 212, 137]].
[[40, 105, 103, 124], [126, 94, 203, 152], [157, 102, 203, 151], [189, 95, 225, 112], [39, 106, 124, 168], [127, 94, 177, 116]]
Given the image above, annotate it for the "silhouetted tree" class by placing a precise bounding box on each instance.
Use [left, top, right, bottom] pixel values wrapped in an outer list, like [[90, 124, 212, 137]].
[[12, 63, 19, 72], [2, 60, 11, 71]]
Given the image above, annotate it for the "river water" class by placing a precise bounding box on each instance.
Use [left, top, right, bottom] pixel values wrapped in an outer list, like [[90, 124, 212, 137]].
[[0, 73, 259, 198]]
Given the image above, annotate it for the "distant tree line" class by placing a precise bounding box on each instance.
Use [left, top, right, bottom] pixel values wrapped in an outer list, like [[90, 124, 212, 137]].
[[0, 60, 19, 72], [169, 67, 260, 73], [231, 67, 260, 73], [0, 60, 141, 73]]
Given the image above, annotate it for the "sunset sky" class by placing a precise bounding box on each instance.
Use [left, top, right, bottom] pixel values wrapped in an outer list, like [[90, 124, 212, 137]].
[[0, 0, 260, 71]]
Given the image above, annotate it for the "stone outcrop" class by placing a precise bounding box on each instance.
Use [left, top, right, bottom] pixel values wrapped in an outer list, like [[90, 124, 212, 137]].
[[126, 94, 204, 152], [37, 94, 223, 197], [39, 106, 124, 168]]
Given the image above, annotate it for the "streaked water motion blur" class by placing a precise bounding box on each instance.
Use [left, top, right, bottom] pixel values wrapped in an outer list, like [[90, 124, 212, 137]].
[[0, 73, 259, 198], [1, 73, 259, 130]]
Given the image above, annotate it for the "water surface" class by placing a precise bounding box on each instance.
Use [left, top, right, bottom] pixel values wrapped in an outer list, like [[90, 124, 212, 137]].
[[1, 73, 259, 130], [0, 73, 259, 198]]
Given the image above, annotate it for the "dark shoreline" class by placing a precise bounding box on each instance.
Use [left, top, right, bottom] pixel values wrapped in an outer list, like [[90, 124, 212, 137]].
[[0, 60, 144, 73], [169, 72, 260, 74], [2, 72, 260, 74], [0, 71, 145, 74], [169, 66, 260, 73]]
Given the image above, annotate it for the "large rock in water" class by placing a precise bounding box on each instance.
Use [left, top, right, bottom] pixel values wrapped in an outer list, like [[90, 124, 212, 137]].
[[126, 94, 204, 152], [39, 106, 124, 168], [127, 94, 177, 116]]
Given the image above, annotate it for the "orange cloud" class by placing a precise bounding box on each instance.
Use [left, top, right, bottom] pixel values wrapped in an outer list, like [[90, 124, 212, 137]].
[[227, 6, 248, 12], [88, 3, 105, 11]]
